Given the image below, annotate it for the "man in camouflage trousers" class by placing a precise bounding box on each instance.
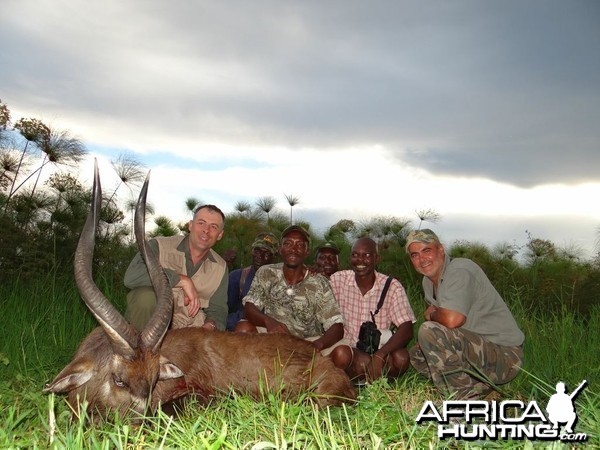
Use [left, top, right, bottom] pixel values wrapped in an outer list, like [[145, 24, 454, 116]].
[[406, 229, 524, 399]]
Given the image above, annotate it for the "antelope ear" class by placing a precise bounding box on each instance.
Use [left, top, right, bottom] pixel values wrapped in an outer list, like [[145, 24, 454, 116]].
[[158, 356, 184, 380], [43, 358, 95, 393]]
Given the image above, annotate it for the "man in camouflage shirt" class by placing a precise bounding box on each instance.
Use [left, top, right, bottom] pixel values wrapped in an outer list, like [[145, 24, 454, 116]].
[[235, 225, 346, 362]]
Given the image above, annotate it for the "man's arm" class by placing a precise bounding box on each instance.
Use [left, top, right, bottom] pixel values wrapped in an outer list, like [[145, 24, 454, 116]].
[[310, 276, 345, 350], [314, 275, 345, 341], [124, 239, 180, 288], [203, 269, 229, 331], [312, 322, 344, 351], [425, 305, 466, 329], [243, 302, 289, 333], [374, 320, 413, 359], [243, 301, 266, 327], [367, 321, 413, 380]]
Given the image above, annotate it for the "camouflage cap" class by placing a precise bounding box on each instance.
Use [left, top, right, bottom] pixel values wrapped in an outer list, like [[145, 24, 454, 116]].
[[252, 232, 279, 255], [316, 241, 340, 255], [281, 225, 311, 244], [405, 228, 441, 253]]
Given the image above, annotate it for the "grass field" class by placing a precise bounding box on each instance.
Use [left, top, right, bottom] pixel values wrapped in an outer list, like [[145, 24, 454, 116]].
[[0, 275, 598, 449]]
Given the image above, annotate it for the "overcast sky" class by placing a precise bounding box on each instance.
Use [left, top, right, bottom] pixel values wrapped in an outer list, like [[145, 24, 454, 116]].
[[2, 0, 599, 259]]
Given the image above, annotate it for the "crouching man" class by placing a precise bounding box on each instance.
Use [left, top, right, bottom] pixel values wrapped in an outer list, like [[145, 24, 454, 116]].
[[407, 229, 524, 399], [329, 237, 416, 383]]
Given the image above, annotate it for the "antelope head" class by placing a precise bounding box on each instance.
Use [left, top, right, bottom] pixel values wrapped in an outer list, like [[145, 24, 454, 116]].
[[43, 161, 182, 420]]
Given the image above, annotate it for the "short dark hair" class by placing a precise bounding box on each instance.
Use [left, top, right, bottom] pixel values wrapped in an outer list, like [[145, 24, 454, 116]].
[[193, 204, 225, 223]]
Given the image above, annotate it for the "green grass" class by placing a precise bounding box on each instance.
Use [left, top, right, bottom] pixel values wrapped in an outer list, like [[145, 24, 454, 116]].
[[0, 276, 598, 449]]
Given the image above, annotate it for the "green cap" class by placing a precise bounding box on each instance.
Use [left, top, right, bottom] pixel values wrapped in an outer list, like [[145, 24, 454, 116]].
[[405, 229, 440, 253], [281, 225, 311, 243], [252, 232, 279, 255], [316, 241, 340, 255]]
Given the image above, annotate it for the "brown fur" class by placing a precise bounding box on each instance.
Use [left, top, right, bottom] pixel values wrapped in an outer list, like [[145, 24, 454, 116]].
[[154, 329, 356, 407], [45, 327, 355, 421]]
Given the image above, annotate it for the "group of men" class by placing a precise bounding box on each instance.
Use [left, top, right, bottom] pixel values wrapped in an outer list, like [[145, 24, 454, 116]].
[[124, 204, 524, 400]]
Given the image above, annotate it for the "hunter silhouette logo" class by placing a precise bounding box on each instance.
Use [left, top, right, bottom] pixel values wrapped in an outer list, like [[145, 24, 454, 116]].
[[546, 380, 587, 434], [415, 380, 589, 442]]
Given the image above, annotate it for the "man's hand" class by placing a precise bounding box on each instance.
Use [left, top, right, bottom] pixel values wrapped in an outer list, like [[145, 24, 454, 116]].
[[176, 275, 200, 317], [264, 316, 290, 334], [201, 320, 217, 331], [312, 339, 325, 351], [425, 305, 438, 321], [424, 305, 466, 328]]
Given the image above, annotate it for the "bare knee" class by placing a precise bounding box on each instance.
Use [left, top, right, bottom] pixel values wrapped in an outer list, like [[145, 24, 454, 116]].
[[234, 320, 258, 333], [388, 348, 410, 377], [330, 345, 353, 370], [348, 349, 372, 379]]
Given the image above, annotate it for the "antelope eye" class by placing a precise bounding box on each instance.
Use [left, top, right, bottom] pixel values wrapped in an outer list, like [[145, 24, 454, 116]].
[[113, 375, 127, 388]]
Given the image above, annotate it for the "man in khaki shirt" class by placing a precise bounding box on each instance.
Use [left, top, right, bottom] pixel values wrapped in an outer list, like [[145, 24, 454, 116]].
[[124, 204, 228, 331]]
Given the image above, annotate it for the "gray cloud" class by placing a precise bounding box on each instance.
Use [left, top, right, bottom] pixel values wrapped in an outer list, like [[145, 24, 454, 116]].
[[1, 0, 599, 186]]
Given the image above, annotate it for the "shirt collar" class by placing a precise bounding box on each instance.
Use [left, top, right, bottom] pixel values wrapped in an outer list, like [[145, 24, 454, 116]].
[[176, 235, 217, 262]]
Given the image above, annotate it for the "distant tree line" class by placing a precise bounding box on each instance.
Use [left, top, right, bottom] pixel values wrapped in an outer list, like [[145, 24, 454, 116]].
[[1, 99, 598, 316]]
